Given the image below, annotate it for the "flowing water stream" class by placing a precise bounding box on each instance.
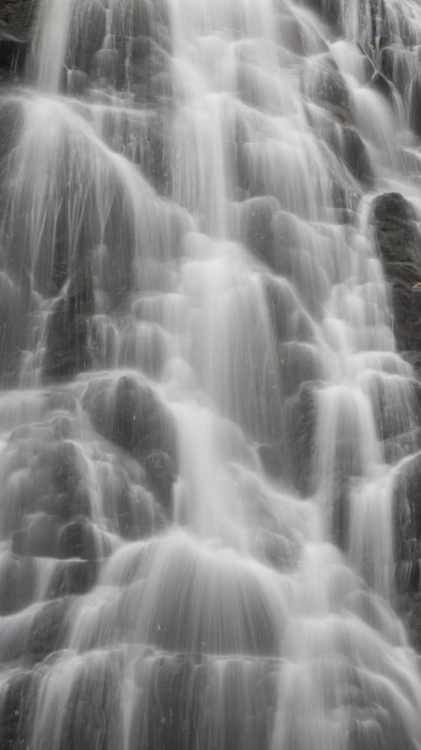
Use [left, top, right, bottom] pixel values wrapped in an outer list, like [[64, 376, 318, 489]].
[[1, 0, 421, 747]]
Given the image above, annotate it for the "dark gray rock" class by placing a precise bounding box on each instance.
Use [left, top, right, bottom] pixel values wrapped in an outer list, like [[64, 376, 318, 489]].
[[372, 192, 418, 264], [58, 519, 99, 561], [28, 598, 69, 661], [143, 449, 175, 512], [241, 196, 279, 268], [48, 559, 97, 598], [341, 126, 373, 185], [86, 374, 177, 464], [67, 0, 106, 76], [312, 58, 352, 123], [0, 554, 35, 615], [0, 0, 37, 81], [0, 670, 34, 750], [286, 383, 317, 496], [409, 73, 421, 137], [372, 192, 421, 354], [44, 261, 94, 382]]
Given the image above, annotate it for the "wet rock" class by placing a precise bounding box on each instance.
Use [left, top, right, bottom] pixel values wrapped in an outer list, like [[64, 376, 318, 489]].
[[44, 260, 94, 382], [278, 342, 324, 397], [329, 439, 365, 551], [0, 0, 37, 81], [409, 72, 421, 137], [368, 71, 395, 103], [11, 529, 26, 555], [143, 450, 175, 512], [258, 442, 284, 478], [309, 0, 341, 27], [0, 554, 35, 614], [142, 115, 172, 195], [67, 0, 106, 75], [19, 513, 60, 557], [86, 375, 177, 464], [265, 275, 314, 343], [0, 98, 23, 167], [67, 68, 89, 96], [85, 376, 178, 513], [403, 350, 421, 376], [372, 192, 418, 264], [278, 13, 327, 57], [130, 655, 277, 750], [132, 0, 152, 38], [49, 559, 97, 598], [241, 196, 279, 268], [0, 271, 27, 381], [311, 59, 352, 123], [51, 441, 92, 519], [393, 454, 421, 561], [0, 33, 27, 76], [0, 102, 28, 381], [58, 520, 98, 561], [341, 126, 373, 185], [0, 670, 34, 750], [395, 559, 420, 594], [400, 593, 421, 652], [286, 383, 317, 496], [380, 46, 411, 96], [372, 193, 421, 355], [59, 654, 122, 750], [28, 598, 69, 661]]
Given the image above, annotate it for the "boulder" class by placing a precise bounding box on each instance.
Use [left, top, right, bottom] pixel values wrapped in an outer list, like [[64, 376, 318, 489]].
[[86, 375, 177, 464], [83, 375, 178, 514], [373, 193, 418, 264], [58, 519, 99, 561]]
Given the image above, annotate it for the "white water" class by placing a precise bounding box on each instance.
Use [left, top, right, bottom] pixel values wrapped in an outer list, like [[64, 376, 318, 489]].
[[0, 0, 421, 747]]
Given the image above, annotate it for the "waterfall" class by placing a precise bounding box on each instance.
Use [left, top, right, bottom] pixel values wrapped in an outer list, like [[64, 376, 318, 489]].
[[1, 0, 421, 747]]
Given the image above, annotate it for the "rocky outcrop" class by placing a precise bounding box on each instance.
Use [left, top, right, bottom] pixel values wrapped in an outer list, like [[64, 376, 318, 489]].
[[0, 0, 37, 81], [83, 374, 178, 514], [44, 261, 94, 382], [372, 192, 421, 365], [373, 194, 421, 649]]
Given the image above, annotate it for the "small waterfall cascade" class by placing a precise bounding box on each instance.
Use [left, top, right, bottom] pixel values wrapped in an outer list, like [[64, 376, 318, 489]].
[[0, 0, 421, 747]]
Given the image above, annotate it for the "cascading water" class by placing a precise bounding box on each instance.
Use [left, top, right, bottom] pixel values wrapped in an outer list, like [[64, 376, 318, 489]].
[[0, 0, 421, 747]]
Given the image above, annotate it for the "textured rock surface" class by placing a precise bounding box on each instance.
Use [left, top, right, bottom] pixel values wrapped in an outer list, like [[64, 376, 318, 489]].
[[372, 192, 421, 360], [0, 0, 37, 81]]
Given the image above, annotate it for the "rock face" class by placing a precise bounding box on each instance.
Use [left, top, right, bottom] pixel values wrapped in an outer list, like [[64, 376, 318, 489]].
[[373, 194, 421, 649], [372, 192, 421, 361], [44, 262, 94, 381], [0, 0, 37, 81], [83, 374, 178, 514]]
